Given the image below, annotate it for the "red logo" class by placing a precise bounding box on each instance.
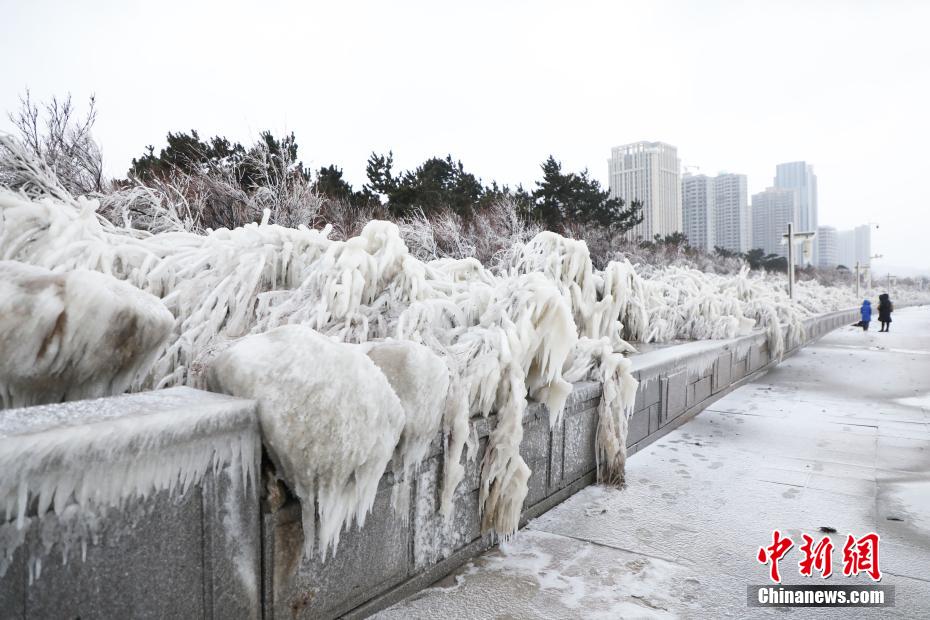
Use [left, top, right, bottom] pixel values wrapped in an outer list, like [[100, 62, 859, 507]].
[[757, 531, 881, 582], [842, 533, 881, 581], [798, 534, 834, 578], [757, 530, 794, 583]]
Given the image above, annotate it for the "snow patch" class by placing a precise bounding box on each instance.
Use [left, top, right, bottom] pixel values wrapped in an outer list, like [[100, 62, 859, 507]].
[[479, 529, 681, 619]]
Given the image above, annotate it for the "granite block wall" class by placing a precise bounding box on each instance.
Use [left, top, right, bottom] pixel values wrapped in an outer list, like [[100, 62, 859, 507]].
[[0, 389, 263, 620], [267, 308, 867, 619]]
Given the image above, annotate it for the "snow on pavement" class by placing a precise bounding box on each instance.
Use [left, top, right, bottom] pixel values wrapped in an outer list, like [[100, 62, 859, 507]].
[[379, 305, 930, 619]]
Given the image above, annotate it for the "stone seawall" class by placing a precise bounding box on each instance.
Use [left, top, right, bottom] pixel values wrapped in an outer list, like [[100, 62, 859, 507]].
[[265, 307, 863, 619], [0, 388, 263, 620], [0, 307, 872, 619]]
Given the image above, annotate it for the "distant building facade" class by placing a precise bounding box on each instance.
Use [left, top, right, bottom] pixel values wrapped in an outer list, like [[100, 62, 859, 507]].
[[608, 141, 682, 241], [774, 161, 818, 264], [714, 173, 750, 253], [682, 173, 715, 250], [751, 187, 798, 259], [817, 225, 839, 268], [837, 225, 872, 268]]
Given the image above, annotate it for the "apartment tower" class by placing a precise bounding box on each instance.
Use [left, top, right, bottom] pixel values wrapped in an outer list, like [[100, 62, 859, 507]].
[[608, 142, 682, 241], [682, 173, 715, 250], [751, 187, 798, 259], [714, 173, 750, 253]]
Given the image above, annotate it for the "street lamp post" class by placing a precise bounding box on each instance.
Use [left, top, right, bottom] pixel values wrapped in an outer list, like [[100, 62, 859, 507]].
[[865, 254, 883, 292], [787, 223, 795, 299], [782, 222, 816, 300], [855, 260, 862, 300]]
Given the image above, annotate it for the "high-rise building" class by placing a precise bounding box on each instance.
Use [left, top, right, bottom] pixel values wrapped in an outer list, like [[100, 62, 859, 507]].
[[817, 225, 839, 269], [608, 142, 682, 241], [751, 187, 797, 258], [854, 225, 872, 266], [837, 225, 872, 268], [774, 161, 818, 263], [682, 173, 715, 250], [714, 173, 750, 253], [838, 230, 856, 268]]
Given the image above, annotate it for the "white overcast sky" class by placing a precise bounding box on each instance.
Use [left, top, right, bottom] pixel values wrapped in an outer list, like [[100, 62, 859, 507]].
[[2, 0, 928, 273]]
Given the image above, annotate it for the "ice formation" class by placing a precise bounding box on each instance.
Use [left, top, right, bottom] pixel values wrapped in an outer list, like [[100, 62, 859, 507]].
[[207, 326, 406, 557], [361, 339, 449, 517], [564, 338, 639, 486], [0, 387, 258, 580], [3, 166, 928, 553], [0, 186, 332, 391], [0, 261, 173, 408]]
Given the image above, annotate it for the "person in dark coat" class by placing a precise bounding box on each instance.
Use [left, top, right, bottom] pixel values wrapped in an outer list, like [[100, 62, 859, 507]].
[[878, 293, 893, 332], [860, 299, 872, 331]]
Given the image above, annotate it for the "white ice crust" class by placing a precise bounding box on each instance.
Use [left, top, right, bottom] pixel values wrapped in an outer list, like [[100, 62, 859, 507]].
[[208, 326, 406, 558], [361, 339, 449, 517], [3, 178, 927, 558], [0, 261, 173, 408], [0, 387, 258, 580]]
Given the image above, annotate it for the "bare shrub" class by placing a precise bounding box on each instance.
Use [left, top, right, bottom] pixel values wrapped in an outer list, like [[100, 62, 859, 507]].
[[0, 134, 76, 204], [397, 198, 540, 265], [101, 139, 325, 233], [315, 198, 383, 241], [4, 91, 103, 196]]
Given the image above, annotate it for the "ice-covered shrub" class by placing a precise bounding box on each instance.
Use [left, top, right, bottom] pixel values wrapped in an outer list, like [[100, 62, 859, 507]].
[[0, 261, 173, 408], [207, 326, 406, 558], [564, 338, 639, 485], [362, 339, 450, 517], [3, 142, 929, 556]]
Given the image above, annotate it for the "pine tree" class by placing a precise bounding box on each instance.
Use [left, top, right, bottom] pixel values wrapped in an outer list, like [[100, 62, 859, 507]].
[[531, 156, 642, 234], [314, 165, 354, 202]]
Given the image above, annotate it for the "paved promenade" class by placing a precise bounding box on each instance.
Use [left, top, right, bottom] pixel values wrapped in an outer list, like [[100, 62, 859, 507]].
[[380, 305, 930, 619]]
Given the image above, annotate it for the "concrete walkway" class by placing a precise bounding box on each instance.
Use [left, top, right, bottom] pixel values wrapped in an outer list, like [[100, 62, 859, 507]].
[[379, 305, 930, 619]]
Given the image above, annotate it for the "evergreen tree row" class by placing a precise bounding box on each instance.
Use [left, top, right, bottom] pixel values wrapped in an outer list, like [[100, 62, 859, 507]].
[[128, 130, 643, 234]]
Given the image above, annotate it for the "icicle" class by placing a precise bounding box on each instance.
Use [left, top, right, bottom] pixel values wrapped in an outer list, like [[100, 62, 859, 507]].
[[361, 339, 450, 519], [0, 387, 257, 581], [207, 326, 405, 559], [564, 338, 639, 486], [3, 169, 927, 559]]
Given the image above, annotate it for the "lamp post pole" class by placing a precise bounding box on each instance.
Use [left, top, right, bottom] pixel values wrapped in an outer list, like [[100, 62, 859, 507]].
[[782, 223, 815, 301], [855, 260, 861, 300], [866, 254, 882, 292], [787, 222, 794, 299]]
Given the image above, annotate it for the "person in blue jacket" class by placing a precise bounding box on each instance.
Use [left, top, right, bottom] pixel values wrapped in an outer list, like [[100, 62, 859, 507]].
[[859, 299, 872, 331]]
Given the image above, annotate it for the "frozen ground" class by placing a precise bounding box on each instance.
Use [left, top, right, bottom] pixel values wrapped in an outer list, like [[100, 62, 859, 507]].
[[379, 305, 930, 619]]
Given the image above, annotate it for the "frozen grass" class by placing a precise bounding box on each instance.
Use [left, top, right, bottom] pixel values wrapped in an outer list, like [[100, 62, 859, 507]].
[[2, 136, 928, 558]]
